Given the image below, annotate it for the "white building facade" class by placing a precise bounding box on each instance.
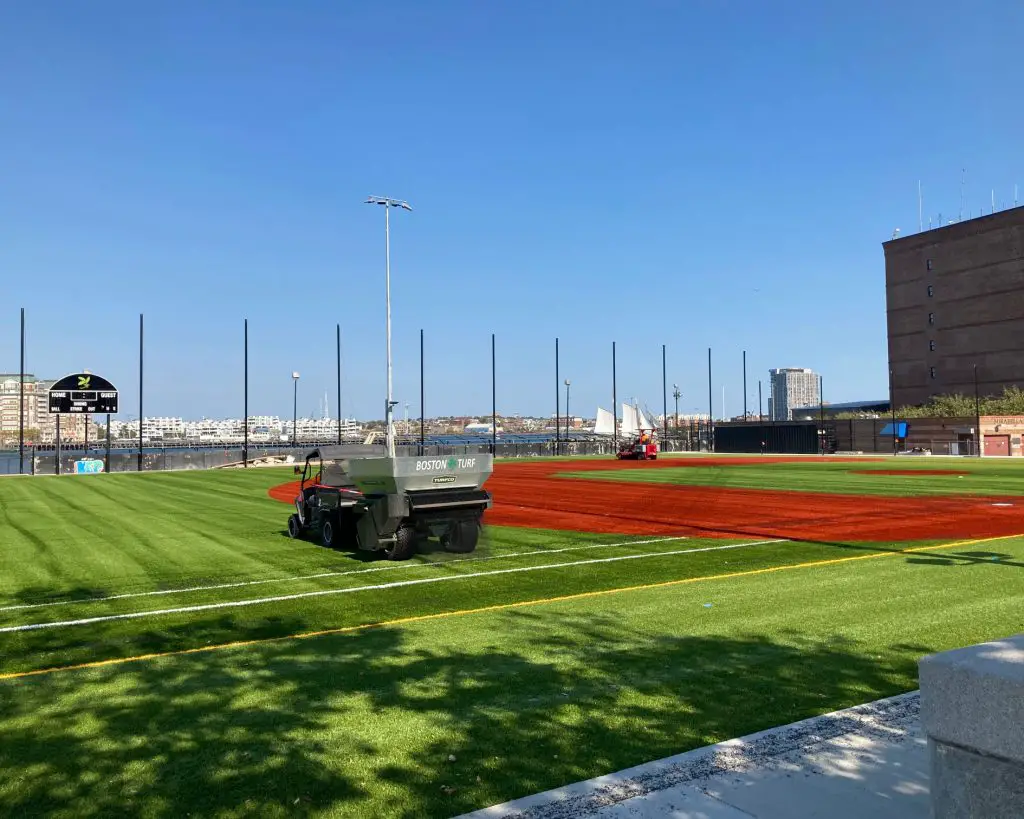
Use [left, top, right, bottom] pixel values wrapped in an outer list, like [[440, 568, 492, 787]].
[[769, 367, 821, 421]]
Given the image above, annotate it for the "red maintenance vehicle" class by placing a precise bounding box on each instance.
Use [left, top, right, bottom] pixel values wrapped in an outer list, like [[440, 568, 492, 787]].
[[611, 402, 660, 460], [616, 430, 658, 460]]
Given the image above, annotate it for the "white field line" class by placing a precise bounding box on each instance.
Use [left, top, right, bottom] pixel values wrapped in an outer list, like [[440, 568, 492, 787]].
[[0, 535, 693, 614], [0, 539, 785, 634]]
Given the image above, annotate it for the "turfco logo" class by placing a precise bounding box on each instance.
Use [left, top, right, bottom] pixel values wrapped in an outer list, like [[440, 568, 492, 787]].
[[432, 475, 457, 484], [415, 457, 476, 471]]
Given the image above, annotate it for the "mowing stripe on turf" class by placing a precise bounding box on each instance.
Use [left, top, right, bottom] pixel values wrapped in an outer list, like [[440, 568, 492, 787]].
[[0, 539, 785, 633], [0, 535, 694, 613], [1, 532, 1019, 682]]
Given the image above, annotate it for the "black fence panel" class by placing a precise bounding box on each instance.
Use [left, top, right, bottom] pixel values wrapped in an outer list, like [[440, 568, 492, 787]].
[[714, 422, 820, 454]]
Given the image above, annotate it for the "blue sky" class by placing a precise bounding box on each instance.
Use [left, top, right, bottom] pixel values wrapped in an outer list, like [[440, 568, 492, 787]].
[[2, 1, 1022, 422]]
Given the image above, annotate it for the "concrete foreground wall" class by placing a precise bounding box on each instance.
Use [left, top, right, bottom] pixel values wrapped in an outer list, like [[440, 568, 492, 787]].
[[919, 633, 1024, 818]]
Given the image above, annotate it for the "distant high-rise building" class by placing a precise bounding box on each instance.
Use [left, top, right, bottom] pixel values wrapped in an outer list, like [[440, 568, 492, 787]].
[[769, 368, 820, 421]]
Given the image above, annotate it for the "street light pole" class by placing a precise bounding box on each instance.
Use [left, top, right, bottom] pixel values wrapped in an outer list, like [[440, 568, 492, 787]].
[[292, 372, 300, 445], [367, 195, 412, 458], [564, 379, 571, 439], [673, 384, 680, 429]]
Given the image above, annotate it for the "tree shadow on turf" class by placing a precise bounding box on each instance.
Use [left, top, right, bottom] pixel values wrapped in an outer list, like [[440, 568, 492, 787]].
[[905, 551, 1022, 568], [682, 519, 1024, 570], [0, 610, 932, 818], [5, 584, 116, 607]]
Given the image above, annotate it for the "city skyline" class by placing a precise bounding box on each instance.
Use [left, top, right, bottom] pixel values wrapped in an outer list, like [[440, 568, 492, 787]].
[[2, 364, 813, 433]]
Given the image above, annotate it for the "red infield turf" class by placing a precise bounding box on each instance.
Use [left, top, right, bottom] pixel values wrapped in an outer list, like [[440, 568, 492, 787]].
[[269, 457, 1024, 544]]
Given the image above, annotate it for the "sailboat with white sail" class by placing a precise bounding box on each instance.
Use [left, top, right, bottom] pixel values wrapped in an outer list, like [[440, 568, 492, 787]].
[[592, 400, 658, 438], [593, 406, 616, 436]]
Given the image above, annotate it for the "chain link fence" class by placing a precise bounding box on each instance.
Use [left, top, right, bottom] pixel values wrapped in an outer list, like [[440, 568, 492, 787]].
[[1, 432, 712, 476]]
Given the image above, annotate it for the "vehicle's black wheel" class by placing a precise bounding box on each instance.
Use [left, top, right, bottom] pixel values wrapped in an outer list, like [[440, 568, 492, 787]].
[[384, 525, 417, 561], [287, 514, 302, 539], [321, 518, 338, 548], [444, 520, 480, 554]]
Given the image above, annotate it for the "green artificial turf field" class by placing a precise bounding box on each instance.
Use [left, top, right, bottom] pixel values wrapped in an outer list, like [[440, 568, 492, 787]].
[[0, 462, 1022, 817], [560, 456, 1024, 496]]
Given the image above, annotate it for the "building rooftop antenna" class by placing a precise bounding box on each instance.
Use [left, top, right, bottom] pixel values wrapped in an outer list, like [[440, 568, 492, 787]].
[[960, 168, 965, 222], [918, 180, 923, 232]]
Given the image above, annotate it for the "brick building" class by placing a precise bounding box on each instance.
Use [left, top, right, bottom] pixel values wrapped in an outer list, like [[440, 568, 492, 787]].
[[883, 206, 1024, 408]]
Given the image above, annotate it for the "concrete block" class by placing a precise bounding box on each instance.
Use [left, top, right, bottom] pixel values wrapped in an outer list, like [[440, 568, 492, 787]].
[[930, 739, 1024, 819], [919, 633, 1024, 763]]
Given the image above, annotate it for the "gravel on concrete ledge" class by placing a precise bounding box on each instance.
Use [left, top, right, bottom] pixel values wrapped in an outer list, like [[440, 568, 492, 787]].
[[456, 691, 921, 819]]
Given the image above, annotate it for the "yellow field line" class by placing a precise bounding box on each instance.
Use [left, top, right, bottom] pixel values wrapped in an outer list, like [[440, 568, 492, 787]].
[[1, 533, 1019, 683]]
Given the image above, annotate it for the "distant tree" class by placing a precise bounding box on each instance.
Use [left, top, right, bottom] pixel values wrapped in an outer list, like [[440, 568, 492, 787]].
[[982, 386, 1024, 415], [0, 428, 40, 445], [894, 386, 1024, 418]]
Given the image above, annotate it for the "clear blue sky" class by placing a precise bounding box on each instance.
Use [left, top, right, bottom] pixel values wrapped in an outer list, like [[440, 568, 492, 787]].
[[2, 1, 1021, 422]]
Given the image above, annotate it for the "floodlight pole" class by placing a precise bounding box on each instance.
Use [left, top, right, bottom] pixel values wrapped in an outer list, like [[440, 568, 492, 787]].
[[385, 202, 393, 456], [491, 333, 497, 454], [367, 196, 411, 458], [707, 347, 713, 452], [743, 350, 748, 420], [18, 308, 25, 474], [336, 323, 342, 445], [292, 372, 300, 445], [555, 338, 560, 455], [889, 368, 897, 456], [819, 375, 824, 455], [244, 318, 249, 467], [138, 313, 144, 472], [662, 345, 668, 442], [419, 328, 425, 455], [974, 363, 981, 457], [612, 341, 618, 451]]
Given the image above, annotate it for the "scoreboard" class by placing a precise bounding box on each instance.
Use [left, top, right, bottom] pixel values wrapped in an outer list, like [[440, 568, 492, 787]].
[[48, 373, 119, 415]]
